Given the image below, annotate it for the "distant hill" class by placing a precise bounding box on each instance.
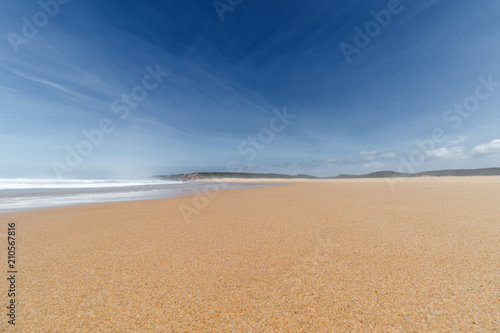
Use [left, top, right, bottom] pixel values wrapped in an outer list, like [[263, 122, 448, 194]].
[[155, 172, 318, 181], [333, 167, 500, 179], [414, 168, 500, 177], [154, 168, 500, 181], [332, 171, 411, 179]]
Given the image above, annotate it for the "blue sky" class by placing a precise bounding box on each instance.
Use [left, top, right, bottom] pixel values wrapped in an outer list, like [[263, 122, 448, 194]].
[[1, 0, 500, 178]]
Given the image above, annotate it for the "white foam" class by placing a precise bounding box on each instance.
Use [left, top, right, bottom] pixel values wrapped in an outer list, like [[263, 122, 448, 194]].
[[0, 190, 165, 212], [0, 178, 181, 190]]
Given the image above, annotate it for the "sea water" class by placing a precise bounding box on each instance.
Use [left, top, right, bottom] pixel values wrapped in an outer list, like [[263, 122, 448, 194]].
[[0, 178, 270, 213]]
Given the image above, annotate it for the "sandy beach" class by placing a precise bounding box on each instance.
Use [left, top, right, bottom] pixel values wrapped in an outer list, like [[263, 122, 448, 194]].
[[1, 177, 499, 332]]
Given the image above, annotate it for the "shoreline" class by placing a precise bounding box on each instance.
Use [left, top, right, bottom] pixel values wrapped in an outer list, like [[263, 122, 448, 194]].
[[3, 175, 500, 215], [0, 181, 289, 215]]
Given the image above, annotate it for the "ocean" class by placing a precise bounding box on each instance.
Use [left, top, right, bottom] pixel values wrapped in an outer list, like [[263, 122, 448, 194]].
[[0, 178, 268, 213]]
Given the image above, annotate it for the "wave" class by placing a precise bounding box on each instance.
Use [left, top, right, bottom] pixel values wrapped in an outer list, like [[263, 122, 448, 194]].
[[0, 178, 181, 190]]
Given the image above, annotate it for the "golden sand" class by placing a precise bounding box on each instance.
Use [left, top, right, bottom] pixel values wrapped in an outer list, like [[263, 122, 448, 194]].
[[1, 177, 499, 332]]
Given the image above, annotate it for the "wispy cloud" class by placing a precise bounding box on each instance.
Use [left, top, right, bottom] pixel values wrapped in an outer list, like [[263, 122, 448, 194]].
[[381, 152, 398, 159], [424, 140, 500, 160], [363, 161, 386, 169], [472, 139, 500, 157], [447, 136, 467, 146], [427, 146, 467, 159], [359, 151, 377, 156], [5, 67, 98, 104], [409, 0, 442, 18]]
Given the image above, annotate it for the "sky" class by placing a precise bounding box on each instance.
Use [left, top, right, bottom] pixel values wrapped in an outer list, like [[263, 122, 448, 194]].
[[1, 0, 500, 178]]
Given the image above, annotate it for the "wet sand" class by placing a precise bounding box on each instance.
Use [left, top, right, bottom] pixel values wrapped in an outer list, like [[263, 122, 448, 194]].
[[1, 177, 499, 331]]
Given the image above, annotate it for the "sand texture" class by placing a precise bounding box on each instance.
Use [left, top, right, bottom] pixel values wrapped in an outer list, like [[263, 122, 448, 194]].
[[1, 177, 499, 332]]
